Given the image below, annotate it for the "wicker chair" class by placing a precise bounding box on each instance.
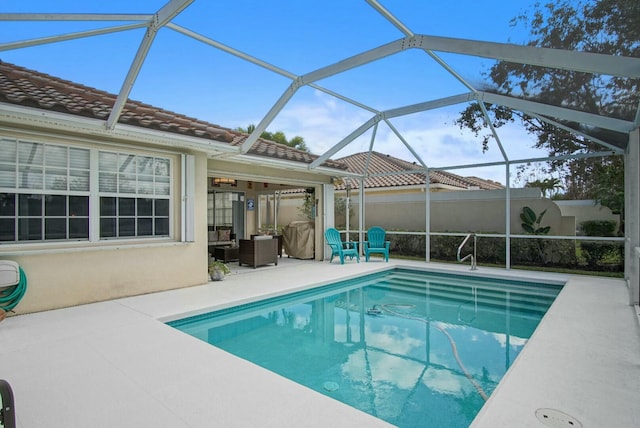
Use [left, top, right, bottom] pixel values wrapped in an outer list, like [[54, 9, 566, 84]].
[[238, 237, 278, 268]]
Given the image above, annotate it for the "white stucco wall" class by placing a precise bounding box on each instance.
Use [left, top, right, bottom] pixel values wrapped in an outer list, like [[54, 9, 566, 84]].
[[281, 187, 577, 236], [555, 200, 620, 233], [3, 151, 209, 314]]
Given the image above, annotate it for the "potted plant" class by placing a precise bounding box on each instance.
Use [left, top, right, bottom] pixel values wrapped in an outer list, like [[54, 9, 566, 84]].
[[208, 260, 231, 281]]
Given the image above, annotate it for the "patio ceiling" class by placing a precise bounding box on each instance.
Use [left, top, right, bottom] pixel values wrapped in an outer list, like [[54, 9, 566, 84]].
[[1, 0, 639, 177]]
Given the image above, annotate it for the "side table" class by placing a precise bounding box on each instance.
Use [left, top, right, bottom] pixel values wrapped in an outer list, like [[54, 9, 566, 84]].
[[213, 246, 239, 263]]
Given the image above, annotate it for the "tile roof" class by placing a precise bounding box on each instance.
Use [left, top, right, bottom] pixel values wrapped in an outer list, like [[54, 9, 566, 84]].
[[336, 151, 504, 191], [0, 61, 346, 171]]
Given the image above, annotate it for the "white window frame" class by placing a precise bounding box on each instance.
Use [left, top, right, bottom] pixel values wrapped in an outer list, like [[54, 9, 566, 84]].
[[0, 138, 91, 243], [96, 149, 172, 241], [0, 137, 175, 246]]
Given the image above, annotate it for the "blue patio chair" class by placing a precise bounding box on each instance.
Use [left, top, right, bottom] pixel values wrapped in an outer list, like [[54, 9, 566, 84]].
[[325, 228, 360, 264], [363, 226, 390, 262]]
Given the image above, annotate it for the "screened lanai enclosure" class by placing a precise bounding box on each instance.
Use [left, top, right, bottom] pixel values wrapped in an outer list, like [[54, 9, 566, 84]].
[[1, 0, 639, 305]]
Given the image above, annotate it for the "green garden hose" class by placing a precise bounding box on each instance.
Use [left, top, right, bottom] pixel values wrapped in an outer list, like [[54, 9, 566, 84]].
[[0, 267, 27, 313]]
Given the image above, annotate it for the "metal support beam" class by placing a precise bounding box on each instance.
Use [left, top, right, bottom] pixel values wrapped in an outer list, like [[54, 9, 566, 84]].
[[0, 13, 153, 21], [309, 115, 379, 169], [359, 177, 365, 247], [384, 119, 428, 168], [302, 38, 410, 84], [478, 101, 509, 162], [527, 112, 625, 154], [365, 0, 414, 37], [384, 93, 474, 118], [417, 34, 640, 78], [364, 122, 379, 176], [625, 128, 640, 305], [106, 0, 193, 130], [425, 167, 431, 262], [0, 23, 148, 52], [240, 79, 301, 153], [505, 163, 511, 269], [478, 91, 635, 133]]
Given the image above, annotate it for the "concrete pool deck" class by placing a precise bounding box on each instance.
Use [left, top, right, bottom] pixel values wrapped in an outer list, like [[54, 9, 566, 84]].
[[1, 259, 639, 427]]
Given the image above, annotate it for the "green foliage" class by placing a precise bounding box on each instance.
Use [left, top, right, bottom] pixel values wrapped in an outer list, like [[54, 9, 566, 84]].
[[298, 191, 315, 220], [387, 232, 623, 273], [208, 260, 231, 275], [578, 219, 622, 269], [520, 206, 550, 235], [236, 124, 309, 152], [455, 0, 634, 210], [579, 220, 618, 237], [580, 241, 624, 270], [524, 178, 563, 198]]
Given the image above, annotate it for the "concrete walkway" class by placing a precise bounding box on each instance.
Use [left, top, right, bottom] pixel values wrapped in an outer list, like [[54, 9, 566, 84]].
[[1, 259, 638, 427]]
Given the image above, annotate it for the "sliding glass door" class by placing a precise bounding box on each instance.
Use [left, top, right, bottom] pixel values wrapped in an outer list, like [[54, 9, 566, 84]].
[[207, 191, 245, 239]]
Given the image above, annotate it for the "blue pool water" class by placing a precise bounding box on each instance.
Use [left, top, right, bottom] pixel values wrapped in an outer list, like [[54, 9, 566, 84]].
[[168, 268, 562, 427]]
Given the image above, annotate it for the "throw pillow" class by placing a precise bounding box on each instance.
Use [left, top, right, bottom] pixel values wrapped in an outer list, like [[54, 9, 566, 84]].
[[218, 229, 231, 241]]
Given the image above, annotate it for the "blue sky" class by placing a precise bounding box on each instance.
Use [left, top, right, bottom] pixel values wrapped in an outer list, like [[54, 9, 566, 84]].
[[0, 1, 560, 184]]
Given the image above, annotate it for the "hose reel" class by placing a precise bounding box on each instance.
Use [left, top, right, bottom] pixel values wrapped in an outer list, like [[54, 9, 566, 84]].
[[0, 261, 27, 321]]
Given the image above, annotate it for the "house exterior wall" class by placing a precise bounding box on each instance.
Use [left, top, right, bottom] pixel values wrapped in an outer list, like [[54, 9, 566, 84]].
[[1, 134, 209, 314], [1, 130, 334, 314]]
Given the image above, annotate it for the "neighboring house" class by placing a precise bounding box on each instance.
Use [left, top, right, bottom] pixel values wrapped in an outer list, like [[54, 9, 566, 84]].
[[337, 151, 505, 192], [0, 61, 346, 313], [277, 151, 505, 227], [334, 151, 518, 232], [303, 151, 589, 235]]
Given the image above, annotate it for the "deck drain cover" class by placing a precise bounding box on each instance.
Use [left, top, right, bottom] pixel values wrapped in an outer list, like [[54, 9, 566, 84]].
[[535, 408, 582, 428]]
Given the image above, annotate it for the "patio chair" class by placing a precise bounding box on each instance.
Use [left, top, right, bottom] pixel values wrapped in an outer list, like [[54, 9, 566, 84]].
[[325, 228, 360, 264], [363, 226, 390, 262]]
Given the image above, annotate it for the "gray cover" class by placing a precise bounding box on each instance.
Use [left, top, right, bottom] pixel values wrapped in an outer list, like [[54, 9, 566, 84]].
[[282, 221, 315, 259]]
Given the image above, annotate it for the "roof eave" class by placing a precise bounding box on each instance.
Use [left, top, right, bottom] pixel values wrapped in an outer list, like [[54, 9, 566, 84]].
[[224, 153, 348, 177], [0, 102, 242, 155]]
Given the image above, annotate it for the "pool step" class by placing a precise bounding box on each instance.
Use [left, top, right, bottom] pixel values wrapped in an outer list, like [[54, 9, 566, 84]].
[[369, 276, 557, 314]]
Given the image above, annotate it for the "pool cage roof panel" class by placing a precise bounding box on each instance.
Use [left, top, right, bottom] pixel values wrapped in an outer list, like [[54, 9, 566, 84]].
[[0, 0, 639, 176]]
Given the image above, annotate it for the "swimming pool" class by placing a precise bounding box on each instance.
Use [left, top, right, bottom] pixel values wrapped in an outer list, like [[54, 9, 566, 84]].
[[168, 268, 562, 427]]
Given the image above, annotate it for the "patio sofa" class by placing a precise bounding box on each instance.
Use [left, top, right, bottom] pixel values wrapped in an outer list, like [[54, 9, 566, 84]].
[[207, 228, 235, 255]]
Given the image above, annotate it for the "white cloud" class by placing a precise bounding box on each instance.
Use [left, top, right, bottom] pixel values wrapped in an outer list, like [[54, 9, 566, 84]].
[[258, 90, 550, 184]]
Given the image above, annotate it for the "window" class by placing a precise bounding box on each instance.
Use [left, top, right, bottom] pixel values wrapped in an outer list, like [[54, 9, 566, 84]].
[[0, 138, 172, 244], [0, 139, 90, 242], [98, 151, 170, 239]]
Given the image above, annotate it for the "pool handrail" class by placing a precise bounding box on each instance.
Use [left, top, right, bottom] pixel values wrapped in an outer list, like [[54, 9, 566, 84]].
[[457, 233, 477, 270]]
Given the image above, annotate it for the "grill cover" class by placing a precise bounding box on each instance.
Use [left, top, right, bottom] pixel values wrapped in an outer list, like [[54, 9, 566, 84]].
[[282, 221, 315, 259]]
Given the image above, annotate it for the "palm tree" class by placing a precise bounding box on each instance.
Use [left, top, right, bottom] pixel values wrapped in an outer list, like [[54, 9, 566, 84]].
[[525, 178, 563, 198]]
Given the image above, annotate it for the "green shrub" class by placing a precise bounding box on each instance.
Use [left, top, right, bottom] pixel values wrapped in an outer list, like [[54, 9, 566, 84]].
[[387, 231, 618, 274], [511, 238, 578, 266], [388, 233, 426, 258], [580, 220, 618, 237], [521, 206, 550, 234], [580, 241, 623, 269]]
